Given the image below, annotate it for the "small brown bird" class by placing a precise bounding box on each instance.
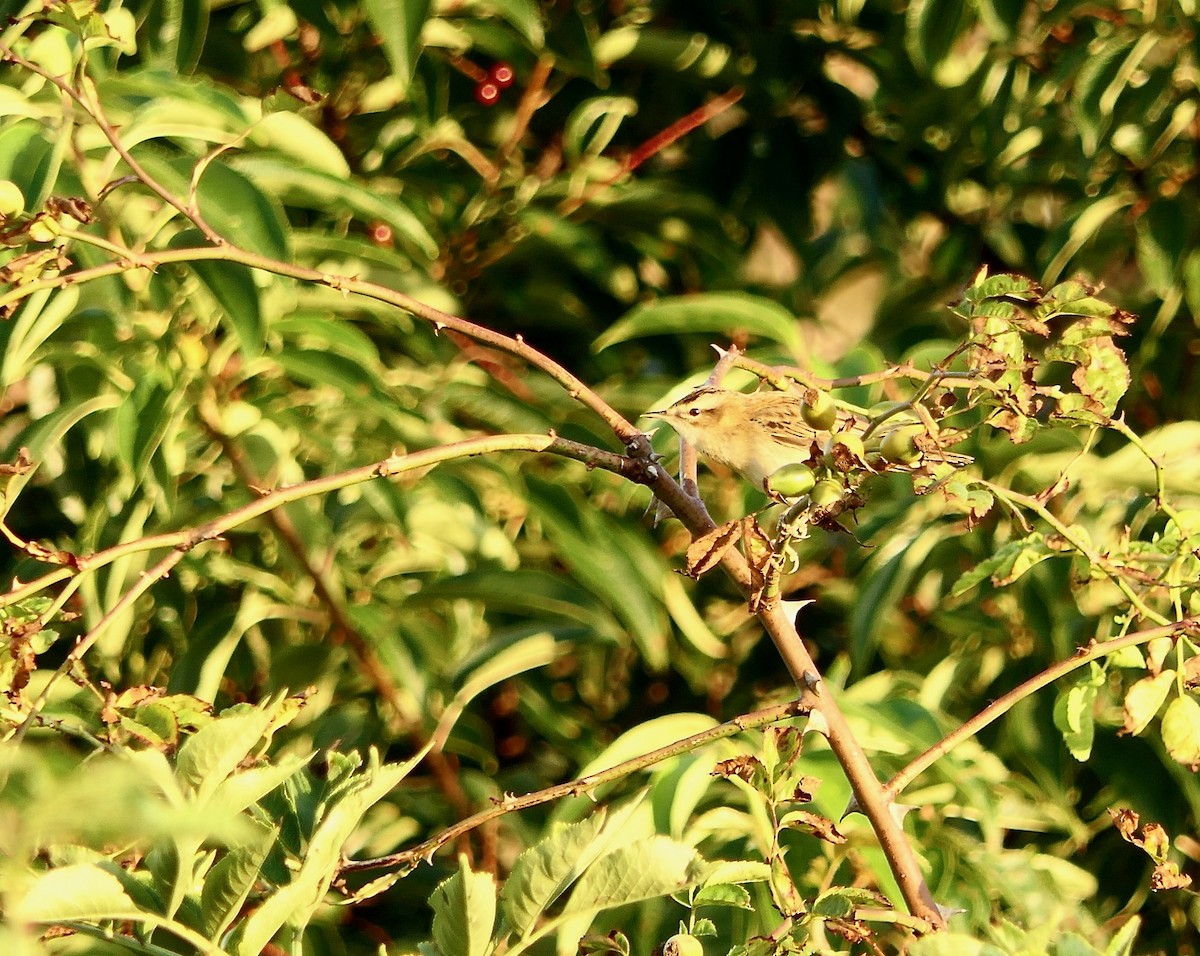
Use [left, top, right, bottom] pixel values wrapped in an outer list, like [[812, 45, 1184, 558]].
[[644, 387, 825, 489]]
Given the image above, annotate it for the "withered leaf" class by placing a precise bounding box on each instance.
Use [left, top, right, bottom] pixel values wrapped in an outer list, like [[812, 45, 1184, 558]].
[[685, 520, 742, 578]]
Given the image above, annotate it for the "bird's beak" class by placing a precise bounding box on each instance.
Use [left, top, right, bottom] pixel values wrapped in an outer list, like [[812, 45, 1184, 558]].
[[643, 409, 668, 420]]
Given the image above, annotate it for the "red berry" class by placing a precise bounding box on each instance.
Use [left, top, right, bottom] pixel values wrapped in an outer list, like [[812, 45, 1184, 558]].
[[369, 222, 393, 246], [474, 81, 500, 106], [489, 62, 514, 89]]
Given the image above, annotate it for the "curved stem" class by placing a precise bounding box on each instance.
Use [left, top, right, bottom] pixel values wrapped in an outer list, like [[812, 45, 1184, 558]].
[[884, 620, 1195, 800], [983, 481, 1171, 626], [341, 699, 809, 873], [1, 48, 225, 244], [2, 434, 631, 609], [0, 239, 642, 446]]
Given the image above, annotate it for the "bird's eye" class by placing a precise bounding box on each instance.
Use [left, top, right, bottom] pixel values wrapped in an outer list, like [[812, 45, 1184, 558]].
[[688, 407, 701, 417]]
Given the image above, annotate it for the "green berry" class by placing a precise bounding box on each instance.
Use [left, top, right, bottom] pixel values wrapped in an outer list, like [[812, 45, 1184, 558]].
[[665, 935, 703, 956], [825, 431, 865, 463], [767, 463, 816, 498], [801, 389, 837, 430], [881, 425, 923, 464], [810, 479, 843, 509]]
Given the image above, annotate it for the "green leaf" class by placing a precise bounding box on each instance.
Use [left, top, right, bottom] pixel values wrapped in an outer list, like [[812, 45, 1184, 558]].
[[976, 0, 1023, 39], [595, 293, 801, 354], [175, 706, 274, 801], [1053, 663, 1103, 762], [905, 0, 974, 77], [500, 812, 608, 936], [909, 935, 1006, 956], [475, 0, 545, 46], [451, 630, 568, 711], [1161, 695, 1200, 766], [173, 159, 290, 261], [250, 112, 351, 178], [1103, 916, 1141, 956], [431, 857, 497, 956], [201, 825, 278, 939], [235, 748, 427, 955], [422, 569, 619, 638], [113, 375, 172, 479], [811, 886, 886, 918], [577, 715, 718, 781], [1, 394, 122, 519], [170, 228, 264, 355], [1, 286, 80, 387], [564, 97, 638, 160], [14, 864, 138, 922], [191, 258, 265, 354], [142, 0, 210, 73], [964, 270, 1040, 303], [273, 313, 382, 366], [1122, 670, 1174, 737], [950, 534, 1054, 596], [1183, 250, 1200, 322], [692, 882, 752, 909], [701, 860, 771, 886], [232, 155, 437, 260], [1135, 201, 1186, 296], [851, 524, 943, 669], [277, 349, 378, 397], [244, 6, 297, 52], [0, 119, 44, 185], [526, 477, 669, 669], [1072, 39, 1132, 156], [362, 0, 431, 92], [209, 754, 312, 817], [563, 836, 701, 915], [25, 113, 70, 212]]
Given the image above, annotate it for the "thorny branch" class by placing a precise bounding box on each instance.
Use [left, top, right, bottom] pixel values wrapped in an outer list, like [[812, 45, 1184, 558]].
[[0, 48, 952, 928]]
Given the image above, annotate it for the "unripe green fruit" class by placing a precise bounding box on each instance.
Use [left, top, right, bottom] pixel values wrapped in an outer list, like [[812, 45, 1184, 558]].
[[825, 431, 865, 462], [801, 389, 836, 430], [881, 425, 923, 464], [810, 479, 843, 508], [664, 935, 703, 956], [0, 180, 23, 217], [767, 463, 816, 498]]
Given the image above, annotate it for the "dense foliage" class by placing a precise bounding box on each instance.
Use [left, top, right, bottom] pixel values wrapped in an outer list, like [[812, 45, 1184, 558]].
[[3, 0, 1200, 954]]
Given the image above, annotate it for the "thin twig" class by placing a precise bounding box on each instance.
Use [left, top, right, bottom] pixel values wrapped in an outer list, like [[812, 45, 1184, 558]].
[[13, 547, 186, 744], [200, 405, 477, 849], [0, 240, 642, 445], [0, 47, 225, 245], [341, 699, 809, 872], [2, 434, 632, 609], [498, 57, 554, 167], [557, 88, 745, 217], [884, 620, 1196, 801]]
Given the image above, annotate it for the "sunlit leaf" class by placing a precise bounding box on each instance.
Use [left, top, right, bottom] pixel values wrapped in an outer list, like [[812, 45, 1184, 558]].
[[362, 0, 431, 92], [1123, 671, 1174, 737], [563, 836, 702, 915], [14, 864, 137, 922], [501, 812, 607, 937], [431, 857, 496, 956], [1161, 695, 1200, 767], [596, 293, 801, 353]]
